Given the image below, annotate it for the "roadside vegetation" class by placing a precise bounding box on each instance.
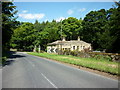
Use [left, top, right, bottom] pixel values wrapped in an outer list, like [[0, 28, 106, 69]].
[[28, 52, 119, 75], [2, 2, 19, 65]]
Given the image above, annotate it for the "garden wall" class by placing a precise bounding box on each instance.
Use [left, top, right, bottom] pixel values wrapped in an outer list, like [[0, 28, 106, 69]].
[[59, 50, 120, 62]]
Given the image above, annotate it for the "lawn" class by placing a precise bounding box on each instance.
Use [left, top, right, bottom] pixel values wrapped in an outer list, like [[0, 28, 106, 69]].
[[28, 52, 119, 75]]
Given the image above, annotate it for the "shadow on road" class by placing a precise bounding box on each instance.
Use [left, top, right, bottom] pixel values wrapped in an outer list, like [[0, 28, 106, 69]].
[[8, 54, 25, 59], [8, 51, 26, 59], [2, 51, 26, 67], [3, 60, 15, 66]]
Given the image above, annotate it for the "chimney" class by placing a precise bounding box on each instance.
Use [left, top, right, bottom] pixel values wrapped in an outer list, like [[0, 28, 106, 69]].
[[62, 37, 66, 41], [78, 36, 80, 41]]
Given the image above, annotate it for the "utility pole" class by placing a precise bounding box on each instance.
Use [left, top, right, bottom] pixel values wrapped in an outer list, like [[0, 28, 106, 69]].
[[61, 19, 62, 40], [38, 45, 41, 53], [60, 19, 63, 54]]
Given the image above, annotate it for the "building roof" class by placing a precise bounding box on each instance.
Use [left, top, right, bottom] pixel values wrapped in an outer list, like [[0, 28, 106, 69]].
[[47, 40, 91, 46]]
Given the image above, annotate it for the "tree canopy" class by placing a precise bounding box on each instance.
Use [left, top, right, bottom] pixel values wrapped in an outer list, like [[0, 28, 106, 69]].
[[81, 1, 120, 53], [2, 1, 19, 56], [10, 1, 120, 53]]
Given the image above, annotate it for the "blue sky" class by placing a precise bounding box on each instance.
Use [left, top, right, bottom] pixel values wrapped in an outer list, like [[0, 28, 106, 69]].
[[14, 2, 115, 23]]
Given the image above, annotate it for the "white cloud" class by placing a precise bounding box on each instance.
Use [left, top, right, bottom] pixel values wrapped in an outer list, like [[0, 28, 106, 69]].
[[56, 17, 66, 22], [67, 9, 74, 15], [22, 10, 28, 13], [78, 8, 86, 12], [18, 13, 45, 19]]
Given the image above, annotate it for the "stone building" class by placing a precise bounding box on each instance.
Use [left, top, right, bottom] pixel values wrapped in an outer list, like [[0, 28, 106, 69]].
[[47, 37, 92, 53]]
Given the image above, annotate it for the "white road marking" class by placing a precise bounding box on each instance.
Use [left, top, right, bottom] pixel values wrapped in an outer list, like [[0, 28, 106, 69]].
[[41, 73, 58, 88], [32, 55, 118, 82]]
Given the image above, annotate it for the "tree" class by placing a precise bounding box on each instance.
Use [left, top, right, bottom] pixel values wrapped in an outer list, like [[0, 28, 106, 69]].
[[82, 9, 108, 50], [81, 1, 120, 53], [11, 22, 36, 51], [33, 20, 46, 47], [2, 1, 18, 55], [106, 1, 120, 53], [36, 20, 60, 50], [97, 1, 120, 53], [62, 17, 82, 40]]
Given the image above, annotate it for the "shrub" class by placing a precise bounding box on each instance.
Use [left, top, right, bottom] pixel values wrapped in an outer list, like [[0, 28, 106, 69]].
[[89, 54, 111, 61], [36, 48, 39, 52], [40, 50, 45, 53], [63, 50, 70, 55], [103, 55, 111, 61], [2, 57, 7, 65], [70, 50, 78, 56]]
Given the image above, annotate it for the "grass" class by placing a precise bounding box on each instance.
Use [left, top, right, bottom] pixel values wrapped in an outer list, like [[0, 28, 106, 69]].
[[28, 52, 119, 75]]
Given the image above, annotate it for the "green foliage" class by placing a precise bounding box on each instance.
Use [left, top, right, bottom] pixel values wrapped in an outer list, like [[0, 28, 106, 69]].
[[81, 2, 120, 53], [33, 20, 61, 50], [11, 22, 35, 51], [106, 1, 120, 53], [69, 50, 78, 56], [62, 50, 70, 55], [10, 1, 120, 53], [31, 18, 83, 51], [93, 55, 111, 61], [2, 2, 18, 49], [35, 48, 39, 53], [62, 17, 83, 40], [2, 57, 7, 65], [82, 9, 108, 50], [2, 1, 19, 62], [63, 50, 112, 61]]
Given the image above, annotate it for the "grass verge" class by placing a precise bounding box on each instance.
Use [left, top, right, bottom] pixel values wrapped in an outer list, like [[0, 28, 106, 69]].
[[28, 52, 119, 75]]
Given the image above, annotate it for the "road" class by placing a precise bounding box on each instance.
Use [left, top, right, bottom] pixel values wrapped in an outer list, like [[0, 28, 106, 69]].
[[2, 52, 119, 88]]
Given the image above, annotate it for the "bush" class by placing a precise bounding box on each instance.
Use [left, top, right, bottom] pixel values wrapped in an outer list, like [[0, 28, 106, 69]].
[[70, 51, 78, 56], [63, 50, 70, 55], [93, 55, 111, 61], [61, 50, 119, 61], [40, 50, 45, 53], [2, 57, 7, 65], [103, 55, 111, 61], [36, 48, 39, 52]]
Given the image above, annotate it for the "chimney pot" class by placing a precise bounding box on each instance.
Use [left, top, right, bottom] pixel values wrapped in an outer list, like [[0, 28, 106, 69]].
[[62, 37, 66, 41], [78, 36, 80, 41]]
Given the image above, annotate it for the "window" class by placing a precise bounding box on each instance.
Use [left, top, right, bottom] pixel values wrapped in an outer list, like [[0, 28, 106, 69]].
[[65, 48, 67, 50], [77, 46, 79, 50], [73, 46, 75, 50], [83, 46, 85, 49]]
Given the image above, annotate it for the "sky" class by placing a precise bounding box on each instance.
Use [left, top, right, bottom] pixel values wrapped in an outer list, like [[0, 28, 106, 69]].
[[13, 2, 116, 23]]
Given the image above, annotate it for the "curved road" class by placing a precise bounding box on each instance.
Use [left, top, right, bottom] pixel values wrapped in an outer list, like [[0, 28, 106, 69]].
[[2, 52, 119, 88]]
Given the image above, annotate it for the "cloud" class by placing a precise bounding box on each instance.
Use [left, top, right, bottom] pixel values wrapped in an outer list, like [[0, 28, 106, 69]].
[[18, 13, 45, 19], [78, 8, 86, 12], [67, 9, 74, 15], [56, 17, 66, 22], [22, 10, 28, 13]]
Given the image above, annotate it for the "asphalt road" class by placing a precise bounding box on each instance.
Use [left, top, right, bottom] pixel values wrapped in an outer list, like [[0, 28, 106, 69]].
[[2, 52, 119, 88]]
